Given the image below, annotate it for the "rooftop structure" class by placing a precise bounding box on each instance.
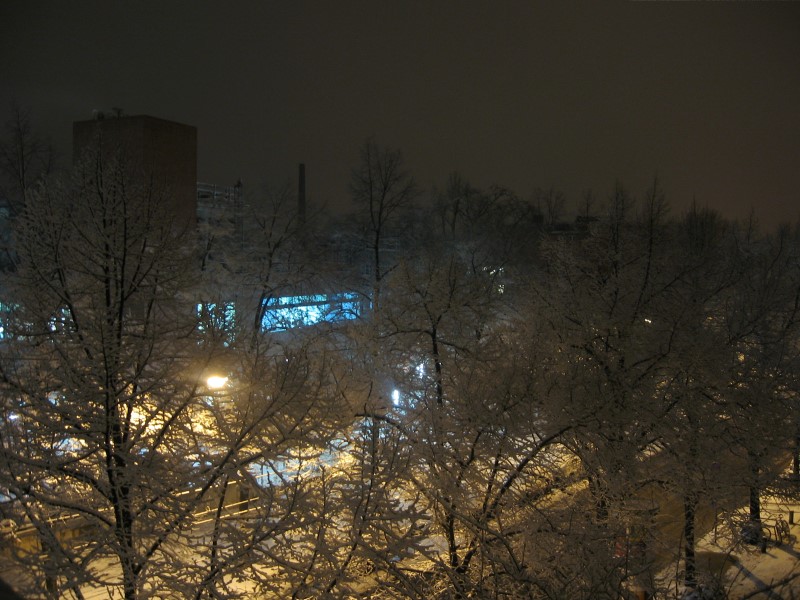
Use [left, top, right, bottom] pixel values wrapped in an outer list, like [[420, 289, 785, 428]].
[[73, 114, 198, 227]]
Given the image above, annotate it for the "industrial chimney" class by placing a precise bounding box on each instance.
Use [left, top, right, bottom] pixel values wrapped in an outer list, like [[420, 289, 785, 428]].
[[298, 163, 306, 226]]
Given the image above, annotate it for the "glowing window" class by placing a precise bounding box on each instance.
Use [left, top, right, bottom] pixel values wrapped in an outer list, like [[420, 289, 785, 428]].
[[261, 293, 360, 332], [197, 302, 236, 343]]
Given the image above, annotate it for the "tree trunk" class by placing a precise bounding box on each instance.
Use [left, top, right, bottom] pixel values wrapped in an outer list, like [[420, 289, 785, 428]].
[[793, 430, 800, 480], [684, 493, 697, 589], [749, 485, 761, 524], [748, 449, 762, 524], [587, 475, 609, 522]]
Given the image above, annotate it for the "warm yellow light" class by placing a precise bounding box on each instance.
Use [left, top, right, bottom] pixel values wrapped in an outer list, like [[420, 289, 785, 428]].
[[206, 375, 229, 390]]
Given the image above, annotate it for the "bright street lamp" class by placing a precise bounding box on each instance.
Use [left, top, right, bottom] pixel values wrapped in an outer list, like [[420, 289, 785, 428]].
[[206, 375, 229, 390]]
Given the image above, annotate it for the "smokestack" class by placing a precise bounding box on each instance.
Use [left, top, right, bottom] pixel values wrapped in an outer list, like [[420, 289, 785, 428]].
[[298, 163, 306, 225]]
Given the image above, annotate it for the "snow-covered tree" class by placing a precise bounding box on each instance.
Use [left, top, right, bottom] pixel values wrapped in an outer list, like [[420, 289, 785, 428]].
[[0, 103, 56, 217], [340, 179, 581, 598], [0, 146, 347, 599], [349, 137, 418, 319]]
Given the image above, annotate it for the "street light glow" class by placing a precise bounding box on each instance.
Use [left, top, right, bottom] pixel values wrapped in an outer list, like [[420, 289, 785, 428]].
[[206, 375, 228, 390]]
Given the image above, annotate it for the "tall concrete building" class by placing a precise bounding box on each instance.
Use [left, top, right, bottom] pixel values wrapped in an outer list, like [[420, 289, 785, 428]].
[[73, 114, 197, 226]]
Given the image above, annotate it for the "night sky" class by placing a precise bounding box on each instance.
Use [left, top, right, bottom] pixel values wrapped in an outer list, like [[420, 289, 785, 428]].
[[2, 1, 799, 228]]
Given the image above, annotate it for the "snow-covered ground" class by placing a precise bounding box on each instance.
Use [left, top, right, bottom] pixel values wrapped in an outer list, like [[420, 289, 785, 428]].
[[687, 498, 800, 599], [723, 543, 800, 599]]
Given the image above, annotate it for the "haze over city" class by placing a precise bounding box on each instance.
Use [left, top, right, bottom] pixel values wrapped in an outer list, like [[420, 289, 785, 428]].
[[3, 4, 800, 600], [2, 1, 799, 228]]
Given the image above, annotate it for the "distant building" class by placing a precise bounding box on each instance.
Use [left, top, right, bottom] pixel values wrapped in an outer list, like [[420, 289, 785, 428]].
[[72, 114, 362, 336], [197, 181, 245, 246], [73, 114, 197, 227]]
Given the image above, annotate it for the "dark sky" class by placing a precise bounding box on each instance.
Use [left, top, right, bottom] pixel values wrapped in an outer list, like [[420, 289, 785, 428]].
[[2, 1, 799, 228]]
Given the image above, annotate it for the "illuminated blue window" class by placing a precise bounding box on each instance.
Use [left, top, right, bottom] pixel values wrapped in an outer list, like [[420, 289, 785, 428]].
[[48, 307, 72, 333], [261, 292, 361, 332], [197, 302, 236, 343], [0, 302, 10, 339]]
